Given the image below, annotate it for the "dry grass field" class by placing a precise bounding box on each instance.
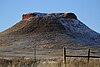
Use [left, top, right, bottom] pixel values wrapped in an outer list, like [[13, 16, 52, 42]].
[[0, 57, 100, 67]]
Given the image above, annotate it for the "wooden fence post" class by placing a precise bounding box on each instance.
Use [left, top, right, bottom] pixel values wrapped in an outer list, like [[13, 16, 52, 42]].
[[88, 49, 90, 62], [34, 45, 37, 67], [63, 47, 66, 64]]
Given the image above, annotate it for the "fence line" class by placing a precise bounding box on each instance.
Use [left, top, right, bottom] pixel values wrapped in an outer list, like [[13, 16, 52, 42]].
[[63, 47, 100, 64]]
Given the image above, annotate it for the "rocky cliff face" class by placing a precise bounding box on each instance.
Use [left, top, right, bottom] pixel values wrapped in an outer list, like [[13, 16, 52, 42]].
[[0, 12, 100, 50]]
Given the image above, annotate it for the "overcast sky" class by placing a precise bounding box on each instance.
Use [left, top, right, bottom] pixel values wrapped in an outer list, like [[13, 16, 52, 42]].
[[0, 0, 100, 33]]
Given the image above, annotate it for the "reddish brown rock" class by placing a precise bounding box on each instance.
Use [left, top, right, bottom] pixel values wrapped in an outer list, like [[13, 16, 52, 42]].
[[22, 13, 36, 20], [64, 13, 77, 20]]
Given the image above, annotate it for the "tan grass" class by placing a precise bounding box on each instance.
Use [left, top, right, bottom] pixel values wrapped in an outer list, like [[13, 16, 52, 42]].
[[0, 57, 100, 67]]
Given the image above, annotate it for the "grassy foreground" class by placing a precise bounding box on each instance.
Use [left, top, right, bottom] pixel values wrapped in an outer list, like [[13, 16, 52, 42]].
[[0, 57, 100, 67]]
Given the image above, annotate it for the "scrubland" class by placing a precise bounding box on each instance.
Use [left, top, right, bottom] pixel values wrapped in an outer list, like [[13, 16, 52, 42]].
[[0, 57, 100, 67]]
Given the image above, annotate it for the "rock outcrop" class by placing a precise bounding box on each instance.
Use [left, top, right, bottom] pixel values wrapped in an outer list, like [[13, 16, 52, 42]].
[[22, 13, 36, 19], [22, 12, 77, 20], [64, 13, 77, 20]]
